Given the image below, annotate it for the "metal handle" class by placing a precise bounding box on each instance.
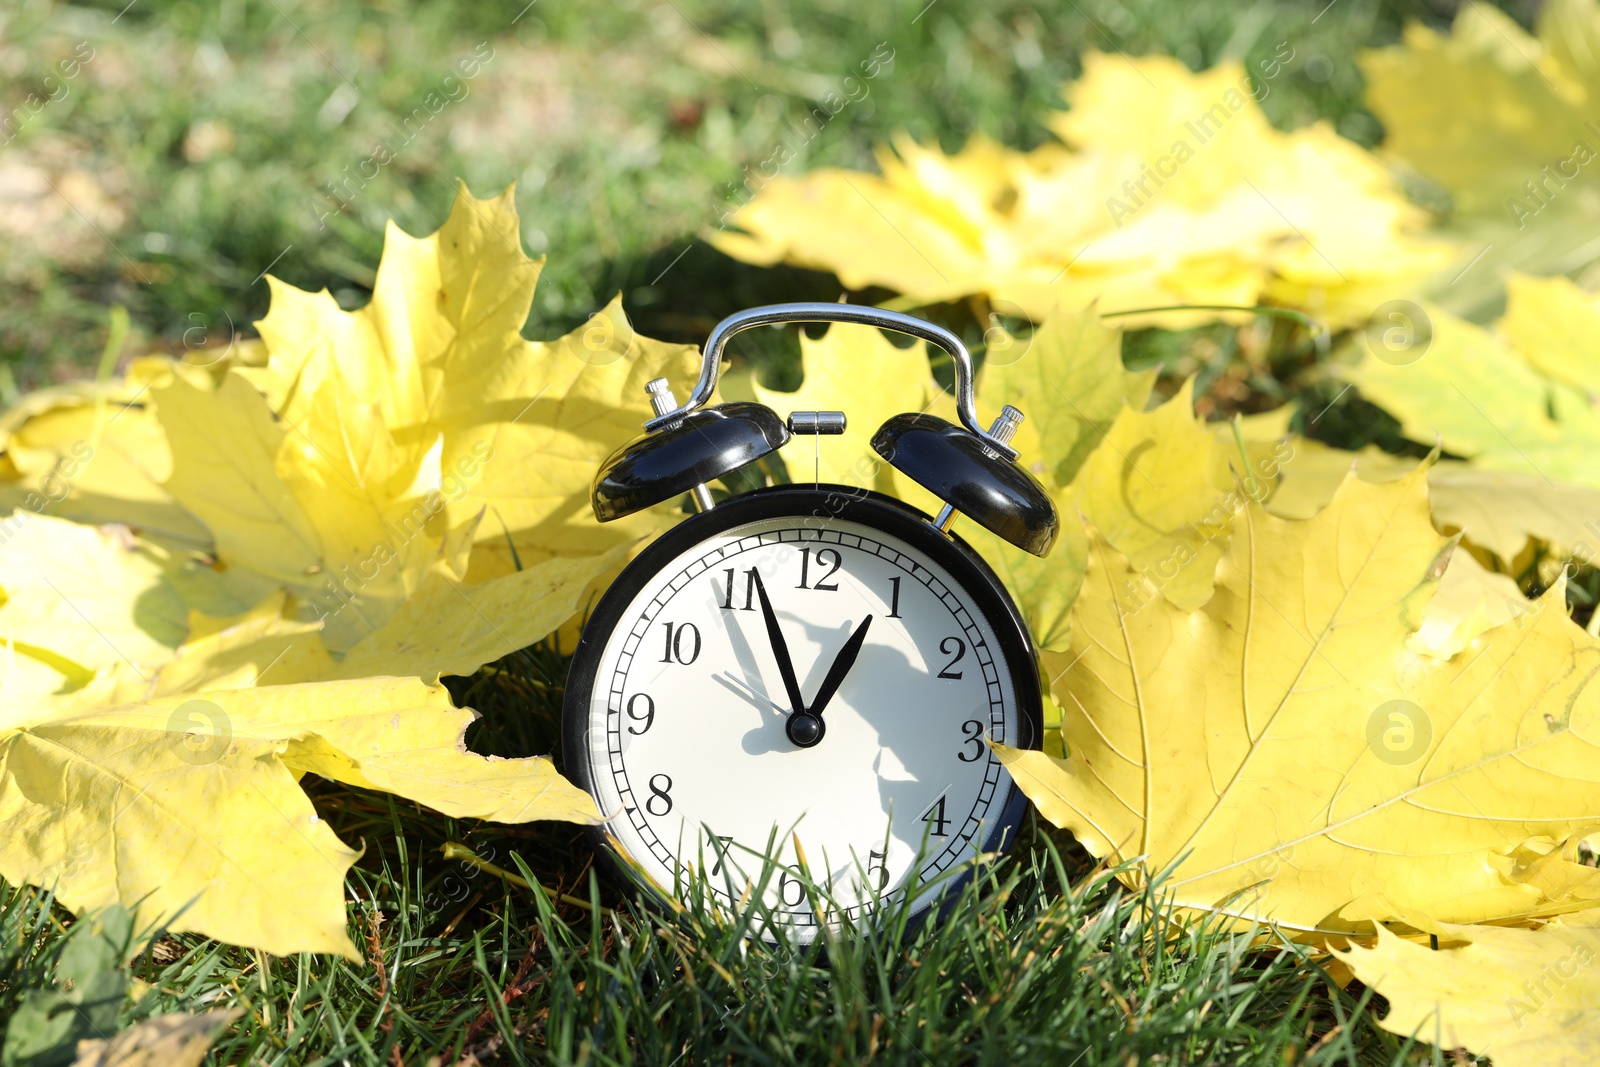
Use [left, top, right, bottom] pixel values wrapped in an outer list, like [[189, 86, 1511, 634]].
[[644, 302, 1017, 459]]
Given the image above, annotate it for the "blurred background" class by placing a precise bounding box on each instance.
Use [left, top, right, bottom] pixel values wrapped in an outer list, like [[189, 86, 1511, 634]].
[[0, 0, 1540, 386]]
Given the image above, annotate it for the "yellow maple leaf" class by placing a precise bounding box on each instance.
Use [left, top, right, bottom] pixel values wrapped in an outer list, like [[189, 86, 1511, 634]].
[[0, 675, 597, 959], [1360, 0, 1600, 315], [1336, 915, 1600, 1066], [714, 53, 1450, 328], [999, 467, 1600, 935], [752, 320, 940, 495], [1349, 296, 1600, 490]]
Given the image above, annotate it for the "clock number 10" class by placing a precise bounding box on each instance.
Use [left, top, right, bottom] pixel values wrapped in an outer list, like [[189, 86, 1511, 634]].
[[659, 621, 701, 664]]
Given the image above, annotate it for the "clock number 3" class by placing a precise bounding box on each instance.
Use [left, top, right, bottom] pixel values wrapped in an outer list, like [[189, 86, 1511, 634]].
[[958, 719, 985, 761], [659, 622, 701, 664]]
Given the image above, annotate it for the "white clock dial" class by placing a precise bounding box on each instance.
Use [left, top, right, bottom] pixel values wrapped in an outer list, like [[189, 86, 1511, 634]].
[[575, 498, 1032, 941]]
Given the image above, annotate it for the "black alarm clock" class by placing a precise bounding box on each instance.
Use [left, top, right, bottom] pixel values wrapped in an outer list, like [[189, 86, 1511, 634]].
[[562, 303, 1058, 941]]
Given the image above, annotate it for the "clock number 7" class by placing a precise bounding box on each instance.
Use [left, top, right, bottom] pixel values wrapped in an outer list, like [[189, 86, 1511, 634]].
[[709, 835, 735, 876]]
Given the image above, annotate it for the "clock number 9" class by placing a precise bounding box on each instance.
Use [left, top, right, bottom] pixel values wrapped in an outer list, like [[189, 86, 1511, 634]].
[[937, 636, 966, 679], [626, 693, 655, 735], [659, 621, 701, 664], [797, 547, 841, 591], [645, 773, 674, 816]]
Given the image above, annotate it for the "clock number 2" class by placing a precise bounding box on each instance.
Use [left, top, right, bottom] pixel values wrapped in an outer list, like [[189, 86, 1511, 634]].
[[797, 547, 841, 590], [659, 622, 701, 664], [937, 636, 966, 679]]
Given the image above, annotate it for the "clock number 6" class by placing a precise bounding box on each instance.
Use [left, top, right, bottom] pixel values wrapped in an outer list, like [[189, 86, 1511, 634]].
[[778, 869, 806, 907], [659, 622, 701, 664], [937, 636, 966, 679], [645, 774, 673, 816]]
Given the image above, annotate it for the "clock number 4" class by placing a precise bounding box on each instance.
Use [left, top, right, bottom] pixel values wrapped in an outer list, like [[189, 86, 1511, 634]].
[[659, 622, 701, 664], [921, 795, 951, 837], [796, 547, 841, 591]]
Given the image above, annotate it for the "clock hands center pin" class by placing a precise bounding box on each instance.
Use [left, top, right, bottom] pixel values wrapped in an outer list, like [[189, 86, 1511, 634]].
[[749, 568, 872, 749]]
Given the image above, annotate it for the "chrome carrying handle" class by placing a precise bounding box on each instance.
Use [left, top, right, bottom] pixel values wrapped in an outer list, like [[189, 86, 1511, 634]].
[[644, 302, 1017, 459]]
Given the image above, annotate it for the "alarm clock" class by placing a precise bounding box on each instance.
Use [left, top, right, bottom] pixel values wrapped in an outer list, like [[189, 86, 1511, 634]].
[[562, 303, 1058, 941]]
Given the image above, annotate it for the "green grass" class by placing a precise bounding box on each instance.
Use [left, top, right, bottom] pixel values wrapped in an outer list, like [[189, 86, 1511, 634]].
[[3, 639, 1454, 1067], [0, 0, 1542, 1061]]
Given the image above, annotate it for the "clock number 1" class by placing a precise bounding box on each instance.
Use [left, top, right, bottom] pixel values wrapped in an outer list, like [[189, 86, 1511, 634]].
[[660, 622, 701, 664], [797, 547, 841, 590], [886, 576, 902, 618]]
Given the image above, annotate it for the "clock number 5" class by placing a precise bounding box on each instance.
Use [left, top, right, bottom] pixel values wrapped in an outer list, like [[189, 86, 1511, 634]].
[[659, 622, 701, 664], [797, 547, 841, 591], [866, 849, 890, 890], [937, 636, 966, 679]]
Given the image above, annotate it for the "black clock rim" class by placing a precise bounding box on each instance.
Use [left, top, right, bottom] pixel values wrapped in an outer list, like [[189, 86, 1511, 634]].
[[559, 483, 1044, 938]]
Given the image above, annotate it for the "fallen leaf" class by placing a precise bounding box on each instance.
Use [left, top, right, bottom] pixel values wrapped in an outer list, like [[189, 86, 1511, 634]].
[[0, 675, 598, 958], [72, 1010, 239, 1067], [1336, 917, 1600, 1067], [1360, 0, 1600, 316], [998, 466, 1600, 935], [714, 54, 1451, 328]]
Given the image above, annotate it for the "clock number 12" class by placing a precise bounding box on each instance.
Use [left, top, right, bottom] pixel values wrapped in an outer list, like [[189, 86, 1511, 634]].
[[796, 547, 841, 590]]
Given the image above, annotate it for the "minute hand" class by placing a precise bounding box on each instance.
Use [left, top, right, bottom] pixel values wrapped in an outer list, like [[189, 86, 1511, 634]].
[[751, 570, 807, 718], [806, 615, 874, 719]]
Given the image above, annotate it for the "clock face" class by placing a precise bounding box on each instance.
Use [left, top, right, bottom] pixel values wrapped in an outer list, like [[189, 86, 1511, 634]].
[[565, 488, 1039, 941]]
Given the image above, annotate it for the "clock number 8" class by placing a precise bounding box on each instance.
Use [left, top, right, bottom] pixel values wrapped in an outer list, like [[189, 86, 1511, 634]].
[[645, 773, 673, 816]]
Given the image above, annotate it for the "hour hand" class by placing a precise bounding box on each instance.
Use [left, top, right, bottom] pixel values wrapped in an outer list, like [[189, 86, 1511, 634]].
[[806, 615, 874, 722], [751, 570, 807, 720]]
